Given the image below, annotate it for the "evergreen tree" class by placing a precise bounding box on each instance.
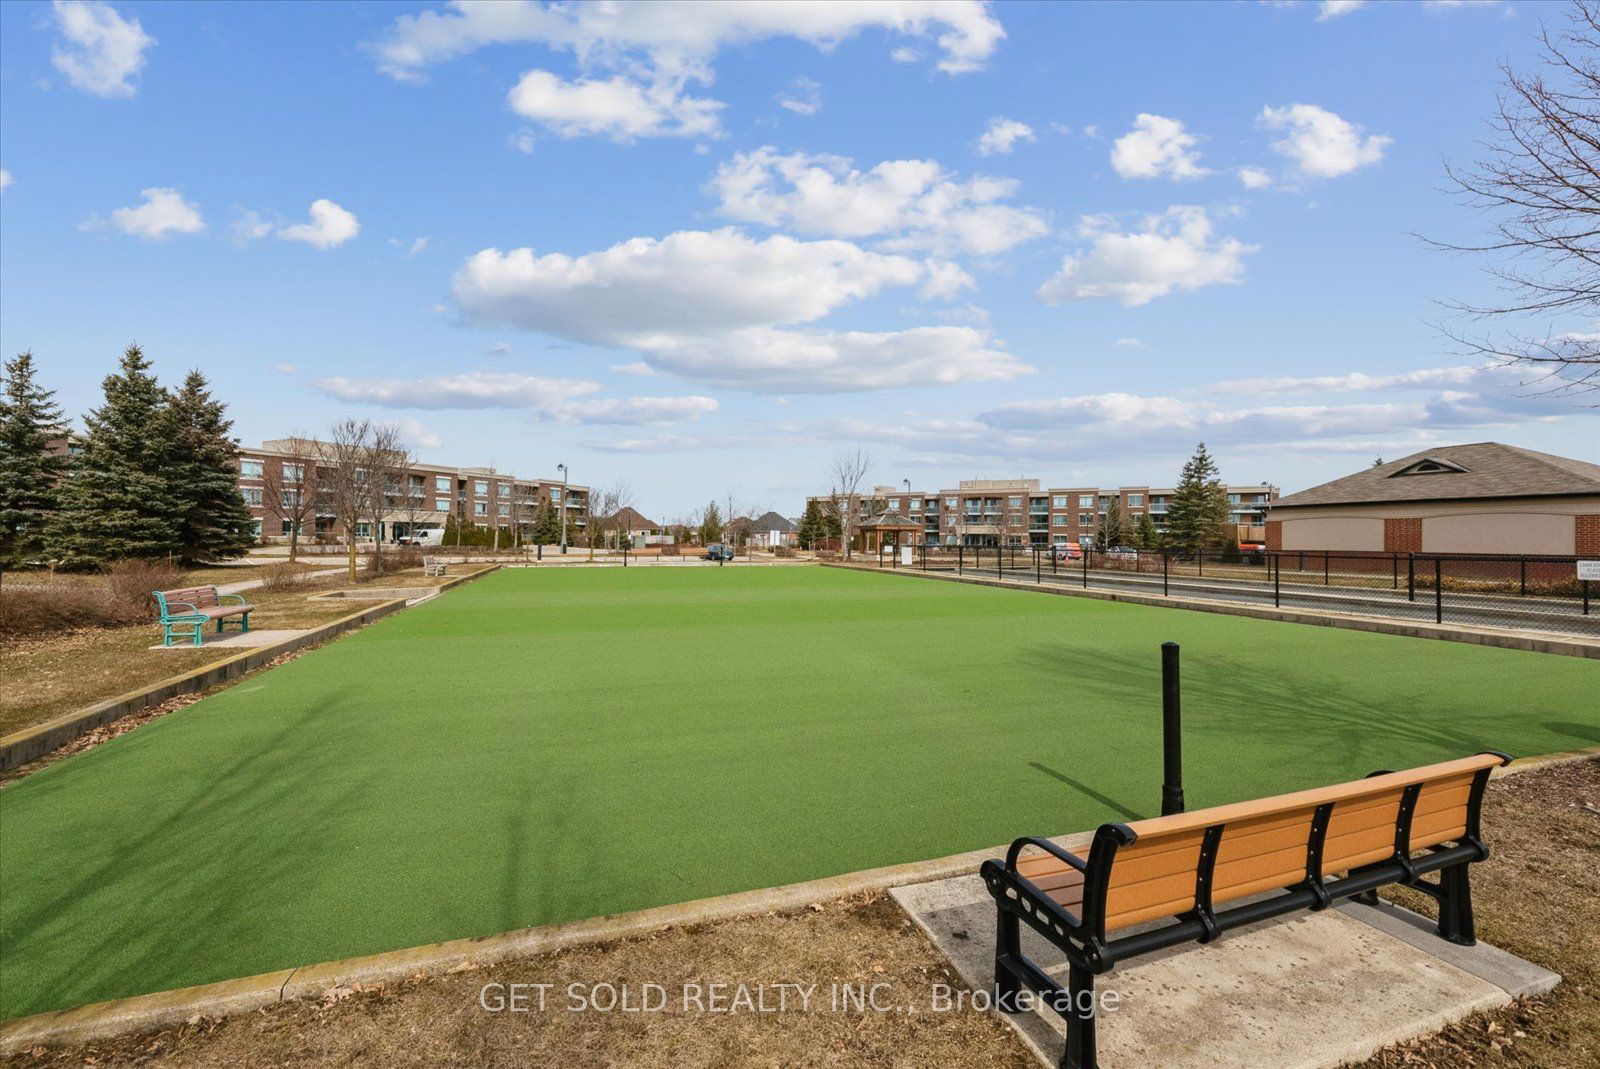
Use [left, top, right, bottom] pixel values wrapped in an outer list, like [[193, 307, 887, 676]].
[[1134, 511, 1159, 550], [798, 499, 825, 549], [532, 499, 561, 545], [0, 352, 70, 565], [699, 500, 724, 544], [48, 345, 181, 566], [1165, 441, 1229, 555], [167, 370, 256, 562]]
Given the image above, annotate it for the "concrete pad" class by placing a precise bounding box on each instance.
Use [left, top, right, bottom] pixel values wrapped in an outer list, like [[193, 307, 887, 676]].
[[892, 873, 1559, 1069], [148, 629, 306, 651]]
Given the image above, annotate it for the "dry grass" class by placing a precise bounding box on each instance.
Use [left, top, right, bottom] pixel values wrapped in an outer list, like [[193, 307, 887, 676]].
[[7, 895, 1035, 1069], [8, 758, 1593, 1069]]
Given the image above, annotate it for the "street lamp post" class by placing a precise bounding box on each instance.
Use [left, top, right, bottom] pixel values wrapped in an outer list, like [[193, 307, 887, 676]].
[[556, 462, 568, 554]]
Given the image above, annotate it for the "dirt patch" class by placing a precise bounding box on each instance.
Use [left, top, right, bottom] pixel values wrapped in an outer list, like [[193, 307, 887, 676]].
[[1354, 756, 1600, 1068], [6, 895, 1035, 1069]]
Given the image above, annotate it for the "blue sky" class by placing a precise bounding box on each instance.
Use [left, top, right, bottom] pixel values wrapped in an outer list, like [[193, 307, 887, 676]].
[[3, 0, 1595, 518]]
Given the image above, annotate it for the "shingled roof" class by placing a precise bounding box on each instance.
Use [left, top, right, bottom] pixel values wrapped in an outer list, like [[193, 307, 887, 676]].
[[1271, 443, 1600, 509]]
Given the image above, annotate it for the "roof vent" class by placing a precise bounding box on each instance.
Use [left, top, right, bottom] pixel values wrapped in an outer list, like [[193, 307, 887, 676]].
[[1389, 457, 1469, 477]]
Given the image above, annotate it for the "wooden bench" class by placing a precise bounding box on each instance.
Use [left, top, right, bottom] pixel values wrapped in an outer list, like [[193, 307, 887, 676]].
[[152, 586, 255, 647], [980, 751, 1511, 1069], [422, 556, 448, 577]]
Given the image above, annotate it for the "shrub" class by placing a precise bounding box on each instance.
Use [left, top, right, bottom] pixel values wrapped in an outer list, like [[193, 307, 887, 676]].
[[102, 559, 183, 620], [260, 561, 319, 591], [0, 584, 120, 636], [364, 545, 424, 576]]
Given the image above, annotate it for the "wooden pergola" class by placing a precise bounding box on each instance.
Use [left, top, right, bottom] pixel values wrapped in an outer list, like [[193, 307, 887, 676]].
[[855, 511, 921, 552]]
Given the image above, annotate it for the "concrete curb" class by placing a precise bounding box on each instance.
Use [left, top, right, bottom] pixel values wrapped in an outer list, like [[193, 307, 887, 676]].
[[0, 566, 501, 773], [0, 835, 1027, 1053], [824, 563, 1600, 659]]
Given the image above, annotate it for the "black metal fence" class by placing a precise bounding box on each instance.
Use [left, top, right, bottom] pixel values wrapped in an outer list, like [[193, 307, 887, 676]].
[[862, 543, 1597, 638]]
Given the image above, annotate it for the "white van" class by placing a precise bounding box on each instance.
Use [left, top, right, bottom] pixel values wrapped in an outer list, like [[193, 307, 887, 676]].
[[398, 525, 445, 546]]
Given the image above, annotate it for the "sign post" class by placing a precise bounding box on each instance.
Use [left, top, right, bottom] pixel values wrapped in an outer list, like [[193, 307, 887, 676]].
[[1161, 642, 1184, 816]]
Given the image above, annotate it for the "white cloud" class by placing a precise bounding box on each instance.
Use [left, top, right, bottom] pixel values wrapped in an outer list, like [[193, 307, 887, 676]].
[[507, 70, 722, 140], [278, 199, 360, 249], [1317, 1, 1368, 19], [508, 127, 536, 154], [0, 168, 11, 190], [50, 0, 154, 98], [890, 46, 921, 63], [407, 236, 429, 256], [451, 227, 1029, 392], [1110, 114, 1208, 180], [1113, 337, 1144, 348], [1260, 103, 1390, 178], [486, 340, 511, 357], [1213, 366, 1489, 394], [396, 418, 443, 448], [272, 363, 298, 375], [372, 1, 1004, 81], [709, 147, 1049, 256], [316, 371, 716, 425], [229, 208, 273, 241], [1036, 206, 1256, 307], [1237, 166, 1273, 189], [976, 116, 1035, 156], [777, 76, 822, 116], [86, 187, 204, 239]]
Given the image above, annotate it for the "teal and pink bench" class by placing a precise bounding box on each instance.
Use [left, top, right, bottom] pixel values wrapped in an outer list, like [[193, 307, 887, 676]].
[[153, 586, 255, 647]]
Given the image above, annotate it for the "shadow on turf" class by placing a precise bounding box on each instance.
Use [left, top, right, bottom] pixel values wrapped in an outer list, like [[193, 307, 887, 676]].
[[3, 690, 377, 1019]]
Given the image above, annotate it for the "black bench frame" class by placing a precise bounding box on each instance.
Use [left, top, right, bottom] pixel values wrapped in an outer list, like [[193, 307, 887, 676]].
[[978, 751, 1510, 1069]]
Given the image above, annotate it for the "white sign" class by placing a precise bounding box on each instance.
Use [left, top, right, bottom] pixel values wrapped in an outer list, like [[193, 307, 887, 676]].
[[1578, 560, 1600, 581], [901, 545, 914, 565]]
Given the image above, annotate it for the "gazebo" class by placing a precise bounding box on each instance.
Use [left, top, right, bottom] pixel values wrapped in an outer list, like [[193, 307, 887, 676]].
[[855, 511, 921, 553]]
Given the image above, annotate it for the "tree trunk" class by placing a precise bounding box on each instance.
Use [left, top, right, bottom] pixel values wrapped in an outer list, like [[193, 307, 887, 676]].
[[347, 531, 357, 583]]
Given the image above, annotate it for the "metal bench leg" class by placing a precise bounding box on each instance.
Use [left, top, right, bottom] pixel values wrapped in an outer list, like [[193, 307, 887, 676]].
[[1438, 863, 1476, 946], [994, 906, 1021, 1007], [1062, 963, 1098, 1069], [241, 612, 250, 633]]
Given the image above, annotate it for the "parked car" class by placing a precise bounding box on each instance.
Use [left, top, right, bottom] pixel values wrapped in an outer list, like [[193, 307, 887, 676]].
[[1104, 546, 1139, 561], [705, 543, 735, 561], [1052, 542, 1083, 561], [396, 526, 445, 547]]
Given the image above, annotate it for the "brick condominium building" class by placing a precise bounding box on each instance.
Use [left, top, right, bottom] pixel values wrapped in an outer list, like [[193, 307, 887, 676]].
[[235, 439, 589, 544], [810, 477, 1278, 550]]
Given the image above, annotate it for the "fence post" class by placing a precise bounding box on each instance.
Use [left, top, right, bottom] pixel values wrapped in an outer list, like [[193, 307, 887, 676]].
[[1274, 553, 1281, 607], [1163, 549, 1169, 596], [1324, 552, 1330, 586], [1520, 559, 1527, 597], [537, 542, 543, 561], [958, 543, 963, 574], [1197, 551, 1203, 578], [1584, 578, 1590, 616], [1052, 546, 1058, 575], [1161, 642, 1184, 816], [996, 543, 1003, 579], [1407, 553, 1415, 602], [1392, 553, 1398, 590], [1434, 558, 1443, 624], [1036, 546, 1042, 584], [1083, 545, 1089, 589]]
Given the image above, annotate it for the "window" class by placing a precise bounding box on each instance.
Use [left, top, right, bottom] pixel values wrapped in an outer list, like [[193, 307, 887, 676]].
[[435, 476, 451, 492], [550, 488, 561, 501], [239, 460, 263, 479], [436, 498, 450, 511], [474, 501, 488, 515], [1050, 515, 1066, 526], [475, 480, 489, 495], [1079, 495, 1094, 508], [1008, 496, 1022, 507], [1053, 495, 1068, 508], [887, 498, 900, 510], [945, 496, 958, 508], [1053, 534, 1067, 544], [1127, 494, 1143, 507], [910, 498, 922, 509], [1228, 493, 1241, 504], [498, 503, 510, 516], [283, 489, 301, 508], [251, 519, 262, 539], [280, 520, 297, 535], [240, 487, 263, 505], [1079, 513, 1093, 526]]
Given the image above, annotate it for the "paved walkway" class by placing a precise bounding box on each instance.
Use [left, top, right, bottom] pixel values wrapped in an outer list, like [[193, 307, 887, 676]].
[[148, 629, 306, 651], [893, 872, 1558, 1069]]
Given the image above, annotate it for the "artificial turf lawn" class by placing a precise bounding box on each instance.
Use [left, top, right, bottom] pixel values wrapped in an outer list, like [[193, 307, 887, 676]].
[[3, 566, 1597, 1019]]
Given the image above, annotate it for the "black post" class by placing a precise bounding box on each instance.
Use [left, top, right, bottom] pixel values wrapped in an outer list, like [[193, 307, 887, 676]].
[[997, 543, 1003, 579], [1163, 549, 1169, 596], [1274, 553, 1281, 607], [1520, 559, 1526, 597], [1197, 551, 1203, 578], [537, 542, 543, 561], [1584, 578, 1590, 616], [1036, 546, 1042, 584], [1083, 544, 1089, 588], [1161, 642, 1184, 816], [1434, 557, 1443, 624], [1392, 553, 1398, 590], [958, 543, 963, 574], [1407, 553, 1415, 602], [1324, 552, 1329, 586]]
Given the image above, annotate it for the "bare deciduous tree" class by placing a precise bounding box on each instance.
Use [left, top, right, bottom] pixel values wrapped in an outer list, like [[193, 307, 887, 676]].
[[1430, 0, 1600, 395], [363, 423, 411, 575], [827, 446, 871, 559], [589, 479, 637, 553], [322, 418, 372, 583], [261, 434, 319, 561]]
